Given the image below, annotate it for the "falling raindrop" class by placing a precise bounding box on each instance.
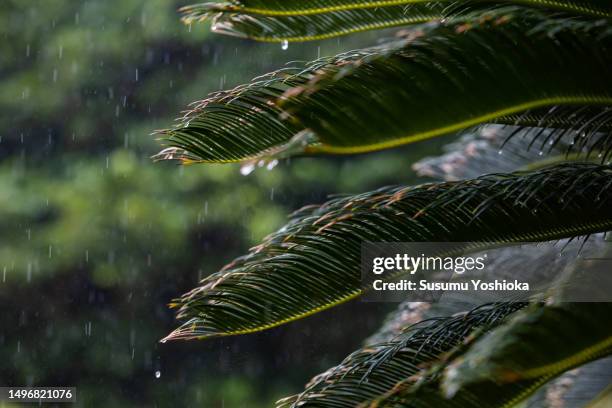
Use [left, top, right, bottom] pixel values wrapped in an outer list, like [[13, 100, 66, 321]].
[[281, 40, 289, 50], [155, 370, 161, 379], [498, 150, 503, 155]]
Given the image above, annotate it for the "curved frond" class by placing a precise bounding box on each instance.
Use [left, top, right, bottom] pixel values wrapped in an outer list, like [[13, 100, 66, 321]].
[[280, 9, 612, 155], [156, 9, 612, 164], [280, 302, 611, 408], [277, 302, 526, 408], [180, 1, 612, 42], [441, 303, 612, 399], [413, 123, 612, 181], [162, 163, 612, 342]]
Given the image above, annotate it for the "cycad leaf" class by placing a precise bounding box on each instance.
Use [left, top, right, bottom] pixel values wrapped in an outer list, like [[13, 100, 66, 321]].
[[283, 304, 612, 407], [162, 163, 612, 342], [441, 303, 612, 399], [180, 1, 612, 42], [156, 9, 612, 164], [277, 302, 526, 408], [280, 9, 612, 155], [363, 303, 612, 407]]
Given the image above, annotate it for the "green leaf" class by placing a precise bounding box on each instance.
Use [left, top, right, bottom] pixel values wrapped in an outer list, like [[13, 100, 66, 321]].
[[179, 1, 612, 42], [280, 9, 612, 155], [156, 9, 612, 164], [282, 304, 612, 408], [441, 303, 612, 399], [161, 163, 612, 342], [277, 302, 526, 408]]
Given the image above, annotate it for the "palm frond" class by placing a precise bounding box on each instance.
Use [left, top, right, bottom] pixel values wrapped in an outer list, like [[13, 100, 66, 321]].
[[277, 302, 526, 408], [279, 302, 611, 408], [161, 163, 612, 342], [156, 9, 612, 164], [414, 123, 612, 182], [280, 9, 612, 155], [180, 1, 612, 42], [441, 303, 612, 399]]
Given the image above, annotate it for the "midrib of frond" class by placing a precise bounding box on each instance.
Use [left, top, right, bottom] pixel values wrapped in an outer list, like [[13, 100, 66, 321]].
[[520, 336, 612, 379], [308, 96, 612, 155], [497, 338, 612, 408], [230, 15, 433, 43], [216, 0, 612, 17]]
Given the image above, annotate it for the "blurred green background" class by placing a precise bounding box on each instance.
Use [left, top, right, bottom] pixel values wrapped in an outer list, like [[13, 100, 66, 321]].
[[0, 1, 440, 406]]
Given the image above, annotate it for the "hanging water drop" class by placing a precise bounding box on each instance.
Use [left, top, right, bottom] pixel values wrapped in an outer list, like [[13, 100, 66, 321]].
[[266, 159, 279, 171], [281, 40, 289, 50], [240, 163, 255, 176]]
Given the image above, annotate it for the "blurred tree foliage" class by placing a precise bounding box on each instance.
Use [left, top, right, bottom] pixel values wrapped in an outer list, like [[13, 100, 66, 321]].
[[0, 0, 436, 406]]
